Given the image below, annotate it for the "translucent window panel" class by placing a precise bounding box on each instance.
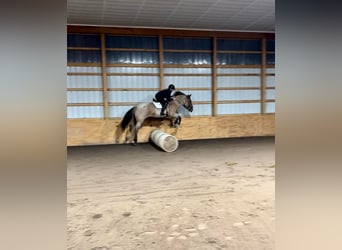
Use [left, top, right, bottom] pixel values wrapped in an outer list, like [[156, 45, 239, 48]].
[[106, 51, 159, 64], [190, 104, 212, 116], [107, 67, 159, 74], [164, 76, 211, 88], [217, 90, 260, 101], [181, 90, 211, 102], [67, 50, 101, 63], [164, 68, 211, 74], [106, 36, 158, 49], [164, 52, 212, 65], [67, 34, 101, 48], [163, 37, 212, 50], [267, 40, 275, 51], [266, 102, 275, 113], [67, 106, 104, 118], [107, 76, 160, 88], [217, 68, 260, 74], [67, 66, 102, 73], [266, 68, 275, 74], [108, 91, 156, 103], [266, 76, 275, 87], [109, 106, 136, 118], [267, 54, 275, 65], [218, 103, 260, 115], [266, 89, 276, 100], [217, 39, 261, 51], [217, 53, 261, 65], [217, 76, 260, 88], [67, 75, 103, 88], [67, 91, 103, 103]]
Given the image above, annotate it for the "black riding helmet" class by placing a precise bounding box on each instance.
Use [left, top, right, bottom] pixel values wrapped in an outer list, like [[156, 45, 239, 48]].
[[168, 84, 175, 90]]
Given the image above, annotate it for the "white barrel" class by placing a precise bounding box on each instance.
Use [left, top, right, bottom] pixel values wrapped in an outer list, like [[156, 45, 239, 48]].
[[150, 130, 179, 152]]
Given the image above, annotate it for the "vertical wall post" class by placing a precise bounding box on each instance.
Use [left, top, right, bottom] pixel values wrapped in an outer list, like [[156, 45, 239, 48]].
[[158, 35, 165, 90], [212, 36, 217, 116], [100, 33, 109, 119], [261, 38, 267, 114]]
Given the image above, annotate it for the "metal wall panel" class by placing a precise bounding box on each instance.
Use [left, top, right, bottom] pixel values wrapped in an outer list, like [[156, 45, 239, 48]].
[[266, 102, 275, 113], [217, 68, 260, 74], [67, 106, 104, 118], [107, 76, 159, 88], [67, 75, 103, 88], [189, 104, 212, 116], [67, 91, 103, 103], [107, 67, 159, 74], [164, 52, 212, 65], [109, 106, 136, 118], [165, 76, 211, 88], [217, 103, 260, 115], [67, 66, 102, 73], [266, 89, 275, 100], [108, 90, 155, 103], [217, 90, 260, 101], [217, 39, 261, 51], [217, 76, 260, 87], [164, 68, 211, 74], [266, 76, 275, 87]]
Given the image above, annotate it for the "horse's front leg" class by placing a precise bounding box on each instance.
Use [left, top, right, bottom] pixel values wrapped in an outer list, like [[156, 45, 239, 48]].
[[171, 114, 181, 128]]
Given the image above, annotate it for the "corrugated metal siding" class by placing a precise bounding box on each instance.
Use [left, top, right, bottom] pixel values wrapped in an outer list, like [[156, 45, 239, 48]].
[[266, 89, 275, 100], [164, 37, 212, 50], [107, 76, 159, 88], [266, 102, 275, 113], [67, 33, 275, 119], [217, 76, 260, 88], [67, 91, 103, 103], [217, 39, 261, 51], [217, 68, 260, 74], [67, 75, 103, 88], [217, 90, 260, 101], [164, 52, 211, 65], [164, 76, 211, 88], [106, 51, 159, 64], [108, 91, 155, 103], [190, 104, 212, 116], [67, 106, 104, 118], [218, 103, 260, 115], [107, 67, 159, 74]]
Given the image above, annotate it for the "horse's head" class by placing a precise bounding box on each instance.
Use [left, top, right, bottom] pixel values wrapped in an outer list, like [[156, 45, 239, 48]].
[[183, 94, 193, 112]]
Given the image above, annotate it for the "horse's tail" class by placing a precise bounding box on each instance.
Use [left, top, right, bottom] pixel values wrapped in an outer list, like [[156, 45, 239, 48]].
[[120, 107, 136, 130]]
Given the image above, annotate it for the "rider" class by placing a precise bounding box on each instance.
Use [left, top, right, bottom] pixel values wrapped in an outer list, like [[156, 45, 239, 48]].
[[154, 84, 176, 116]]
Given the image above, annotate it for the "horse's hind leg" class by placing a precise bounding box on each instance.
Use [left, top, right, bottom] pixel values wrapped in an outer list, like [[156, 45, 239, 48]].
[[125, 123, 133, 143], [132, 121, 143, 146]]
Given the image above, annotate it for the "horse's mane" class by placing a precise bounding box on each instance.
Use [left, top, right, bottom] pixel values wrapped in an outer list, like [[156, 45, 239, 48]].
[[173, 90, 187, 96]]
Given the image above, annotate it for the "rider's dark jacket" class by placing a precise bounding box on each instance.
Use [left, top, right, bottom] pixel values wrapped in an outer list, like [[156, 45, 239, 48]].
[[155, 89, 173, 104]]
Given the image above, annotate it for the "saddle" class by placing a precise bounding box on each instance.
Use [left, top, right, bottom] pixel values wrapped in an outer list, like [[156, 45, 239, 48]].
[[152, 100, 162, 108]]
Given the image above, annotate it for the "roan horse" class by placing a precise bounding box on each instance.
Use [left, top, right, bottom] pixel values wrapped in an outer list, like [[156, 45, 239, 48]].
[[116, 91, 193, 145]]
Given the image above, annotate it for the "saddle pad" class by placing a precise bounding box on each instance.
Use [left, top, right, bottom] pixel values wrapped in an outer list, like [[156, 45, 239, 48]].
[[152, 102, 162, 108]]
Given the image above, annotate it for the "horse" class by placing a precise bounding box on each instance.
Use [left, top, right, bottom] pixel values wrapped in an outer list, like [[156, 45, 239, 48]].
[[116, 91, 193, 145]]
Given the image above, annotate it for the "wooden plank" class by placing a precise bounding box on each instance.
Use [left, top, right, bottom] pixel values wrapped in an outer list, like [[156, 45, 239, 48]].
[[100, 33, 109, 119], [107, 73, 159, 76], [158, 35, 165, 89], [67, 72, 101, 76], [212, 36, 217, 116], [67, 114, 275, 146], [261, 38, 267, 114], [68, 103, 104, 106], [68, 25, 275, 40]]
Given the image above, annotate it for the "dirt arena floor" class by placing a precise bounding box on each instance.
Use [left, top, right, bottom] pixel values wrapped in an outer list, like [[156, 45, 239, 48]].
[[67, 137, 275, 250]]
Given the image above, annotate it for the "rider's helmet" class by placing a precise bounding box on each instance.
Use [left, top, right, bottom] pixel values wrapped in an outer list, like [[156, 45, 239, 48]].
[[168, 84, 175, 90]]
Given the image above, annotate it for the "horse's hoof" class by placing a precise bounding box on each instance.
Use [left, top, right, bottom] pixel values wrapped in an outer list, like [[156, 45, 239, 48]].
[[131, 142, 137, 146]]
